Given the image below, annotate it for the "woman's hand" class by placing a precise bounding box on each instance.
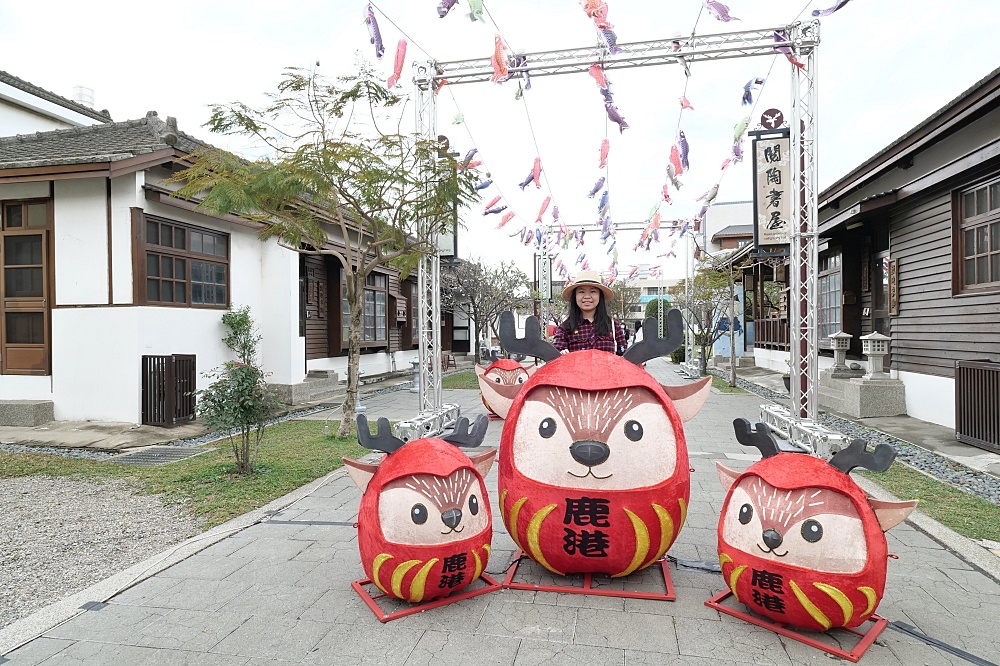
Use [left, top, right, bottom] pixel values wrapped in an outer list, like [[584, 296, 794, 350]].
[[560, 349, 569, 355]]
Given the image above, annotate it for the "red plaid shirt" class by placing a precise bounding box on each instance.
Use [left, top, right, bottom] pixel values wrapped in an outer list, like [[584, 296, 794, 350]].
[[553, 318, 626, 356]]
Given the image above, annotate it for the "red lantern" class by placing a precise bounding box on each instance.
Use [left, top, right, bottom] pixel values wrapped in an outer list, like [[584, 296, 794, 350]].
[[497, 312, 711, 577], [715, 420, 918, 631], [344, 416, 496, 602], [475, 357, 537, 419]]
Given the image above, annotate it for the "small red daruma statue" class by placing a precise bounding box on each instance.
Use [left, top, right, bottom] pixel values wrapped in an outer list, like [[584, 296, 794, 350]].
[[497, 311, 711, 577], [344, 415, 496, 603], [716, 419, 918, 631], [476, 352, 537, 419]]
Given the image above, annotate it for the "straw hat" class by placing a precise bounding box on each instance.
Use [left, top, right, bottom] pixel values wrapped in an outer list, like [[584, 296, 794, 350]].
[[561, 270, 614, 301]]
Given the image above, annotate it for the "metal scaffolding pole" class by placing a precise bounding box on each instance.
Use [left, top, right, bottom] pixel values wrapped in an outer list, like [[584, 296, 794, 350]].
[[413, 63, 443, 414], [789, 21, 820, 422]]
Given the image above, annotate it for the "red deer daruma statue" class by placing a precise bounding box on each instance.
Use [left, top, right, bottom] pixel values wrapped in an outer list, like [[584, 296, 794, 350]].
[[344, 415, 495, 603], [716, 419, 917, 631], [476, 352, 537, 419], [497, 311, 711, 576]]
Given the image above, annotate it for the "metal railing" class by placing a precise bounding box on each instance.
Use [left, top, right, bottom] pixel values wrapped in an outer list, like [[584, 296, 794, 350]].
[[141, 354, 196, 427], [956, 360, 1000, 454]]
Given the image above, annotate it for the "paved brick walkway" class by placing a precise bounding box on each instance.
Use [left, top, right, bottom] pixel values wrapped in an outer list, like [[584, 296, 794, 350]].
[[4, 359, 1000, 665]]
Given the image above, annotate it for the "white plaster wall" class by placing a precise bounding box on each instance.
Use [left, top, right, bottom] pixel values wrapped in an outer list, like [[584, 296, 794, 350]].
[[752, 348, 863, 374], [110, 173, 141, 304], [50, 307, 139, 421], [258, 240, 305, 385], [703, 201, 752, 251], [0, 182, 50, 201], [0, 375, 53, 402], [0, 101, 73, 135], [54, 179, 109, 305], [898, 370, 955, 429], [308, 350, 420, 378]]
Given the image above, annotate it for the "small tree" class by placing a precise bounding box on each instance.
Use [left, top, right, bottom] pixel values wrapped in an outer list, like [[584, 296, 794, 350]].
[[170, 65, 479, 437], [608, 280, 641, 324], [669, 268, 731, 374], [196, 306, 279, 474], [441, 258, 531, 360], [644, 298, 671, 337]]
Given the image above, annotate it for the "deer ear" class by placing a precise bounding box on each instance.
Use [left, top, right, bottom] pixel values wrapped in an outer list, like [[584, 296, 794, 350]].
[[468, 449, 497, 477], [869, 498, 918, 531], [343, 457, 380, 494], [716, 462, 740, 492], [661, 376, 712, 422], [475, 364, 487, 377]]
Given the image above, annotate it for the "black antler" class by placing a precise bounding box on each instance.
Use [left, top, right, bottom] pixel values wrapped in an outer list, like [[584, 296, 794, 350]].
[[829, 439, 896, 474], [623, 310, 685, 366], [356, 415, 407, 455], [489, 349, 500, 363], [442, 415, 490, 448], [732, 418, 781, 458], [499, 311, 560, 362]]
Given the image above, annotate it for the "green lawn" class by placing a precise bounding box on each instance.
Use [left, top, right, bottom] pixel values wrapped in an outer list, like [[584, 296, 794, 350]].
[[860, 463, 1000, 542], [442, 370, 481, 390], [710, 374, 748, 394], [0, 420, 366, 529]]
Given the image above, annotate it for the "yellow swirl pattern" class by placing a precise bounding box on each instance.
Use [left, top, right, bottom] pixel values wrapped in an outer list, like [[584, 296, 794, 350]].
[[508, 496, 529, 552], [858, 586, 877, 617], [729, 565, 747, 603], [814, 582, 853, 627], [472, 550, 483, 581], [371, 553, 392, 594], [408, 558, 439, 603], [614, 509, 650, 578], [790, 580, 832, 630], [390, 559, 421, 599], [678, 498, 688, 530], [648, 504, 675, 566], [719, 553, 733, 568], [526, 504, 562, 575], [483, 544, 492, 559]]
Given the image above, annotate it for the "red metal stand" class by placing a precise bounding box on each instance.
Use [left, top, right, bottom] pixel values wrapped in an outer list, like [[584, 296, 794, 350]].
[[351, 574, 502, 623], [704, 589, 888, 663], [502, 548, 676, 601]]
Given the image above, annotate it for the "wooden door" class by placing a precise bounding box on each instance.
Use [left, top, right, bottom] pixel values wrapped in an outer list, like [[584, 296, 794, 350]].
[[1, 229, 50, 374]]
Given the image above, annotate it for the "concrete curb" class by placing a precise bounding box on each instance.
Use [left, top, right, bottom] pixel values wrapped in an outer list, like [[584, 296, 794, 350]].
[[0, 466, 349, 656], [854, 474, 1000, 584]]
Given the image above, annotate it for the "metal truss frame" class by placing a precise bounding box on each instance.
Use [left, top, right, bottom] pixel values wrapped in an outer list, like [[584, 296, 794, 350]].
[[412, 21, 823, 434]]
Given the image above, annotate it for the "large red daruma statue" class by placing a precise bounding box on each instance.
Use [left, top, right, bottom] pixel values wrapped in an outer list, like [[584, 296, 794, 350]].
[[476, 353, 537, 419], [716, 419, 918, 631], [496, 311, 711, 576], [344, 415, 495, 603]]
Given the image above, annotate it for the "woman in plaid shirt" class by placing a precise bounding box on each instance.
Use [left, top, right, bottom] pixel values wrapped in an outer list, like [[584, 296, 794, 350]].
[[553, 271, 627, 356]]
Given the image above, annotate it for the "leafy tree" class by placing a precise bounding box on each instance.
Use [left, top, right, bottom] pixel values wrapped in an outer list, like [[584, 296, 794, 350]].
[[668, 268, 731, 374], [441, 258, 530, 360], [196, 306, 279, 474], [170, 65, 479, 437], [644, 298, 672, 338], [608, 280, 641, 324]]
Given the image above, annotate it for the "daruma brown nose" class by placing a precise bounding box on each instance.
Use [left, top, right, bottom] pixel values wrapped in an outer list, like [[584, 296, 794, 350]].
[[441, 508, 462, 529], [570, 440, 610, 467], [762, 528, 783, 550]]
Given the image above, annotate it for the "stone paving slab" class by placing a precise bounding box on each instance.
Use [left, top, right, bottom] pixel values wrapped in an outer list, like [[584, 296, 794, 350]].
[[5, 359, 1000, 665]]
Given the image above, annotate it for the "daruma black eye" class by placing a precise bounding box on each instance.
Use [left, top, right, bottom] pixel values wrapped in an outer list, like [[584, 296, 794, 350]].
[[801, 519, 823, 543], [494, 377, 501, 383], [411, 503, 428, 525], [539, 417, 556, 438], [738, 503, 753, 525], [623, 420, 643, 441], [469, 495, 479, 515]]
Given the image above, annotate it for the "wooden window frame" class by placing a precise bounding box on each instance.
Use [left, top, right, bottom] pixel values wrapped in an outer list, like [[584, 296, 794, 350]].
[[133, 211, 230, 309], [817, 251, 842, 347], [340, 270, 389, 349], [1, 198, 53, 375], [954, 176, 1000, 296]]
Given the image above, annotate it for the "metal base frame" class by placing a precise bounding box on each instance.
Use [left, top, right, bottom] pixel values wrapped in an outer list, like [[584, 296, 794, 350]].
[[351, 574, 502, 623], [705, 589, 888, 663], [502, 549, 676, 602]]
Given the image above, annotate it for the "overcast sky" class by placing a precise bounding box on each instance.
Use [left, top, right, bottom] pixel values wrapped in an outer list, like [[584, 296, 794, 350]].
[[2, 0, 998, 279]]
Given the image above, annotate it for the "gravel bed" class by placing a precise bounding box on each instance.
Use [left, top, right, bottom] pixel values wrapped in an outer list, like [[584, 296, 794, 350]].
[[709, 369, 1000, 506], [0, 476, 202, 630]]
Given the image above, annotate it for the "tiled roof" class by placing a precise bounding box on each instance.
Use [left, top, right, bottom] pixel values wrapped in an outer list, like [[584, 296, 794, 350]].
[[0, 70, 112, 123], [712, 224, 754, 239], [0, 111, 205, 169]]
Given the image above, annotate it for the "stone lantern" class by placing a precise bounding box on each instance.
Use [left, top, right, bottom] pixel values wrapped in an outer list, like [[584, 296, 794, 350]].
[[828, 331, 852, 371], [860, 332, 891, 379]]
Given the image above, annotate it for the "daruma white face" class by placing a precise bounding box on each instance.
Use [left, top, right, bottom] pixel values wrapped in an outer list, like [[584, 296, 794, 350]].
[[377, 469, 489, 546], [721, 476, 869, 574], [512, 385, 677, 490]]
